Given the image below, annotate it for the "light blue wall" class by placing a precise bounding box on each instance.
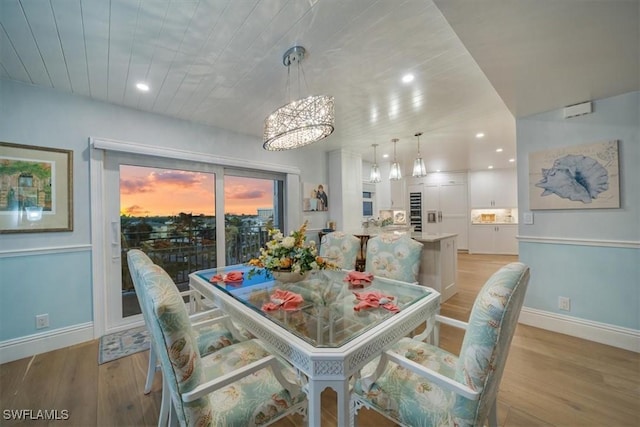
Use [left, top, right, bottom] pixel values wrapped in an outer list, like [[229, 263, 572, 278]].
[[0, 80, 329, 342], [519, 244, 639, 328], [517, 91, 640, 329], [0, 250, 92, 340]]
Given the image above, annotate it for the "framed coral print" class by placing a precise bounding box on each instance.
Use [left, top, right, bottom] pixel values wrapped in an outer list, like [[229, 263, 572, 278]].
[[0, 142, 73, 233], [528, 140, 619, 210]]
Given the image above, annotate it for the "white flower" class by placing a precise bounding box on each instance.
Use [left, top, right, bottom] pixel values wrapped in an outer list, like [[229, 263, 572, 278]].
[[281, 236, 295, 248], [272, 231, 283, 240]]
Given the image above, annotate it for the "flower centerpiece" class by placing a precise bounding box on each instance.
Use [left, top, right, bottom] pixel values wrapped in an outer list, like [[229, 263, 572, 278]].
[[248, 221, 336, 282]]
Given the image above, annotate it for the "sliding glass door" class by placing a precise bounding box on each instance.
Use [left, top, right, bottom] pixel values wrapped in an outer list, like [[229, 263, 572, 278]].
[[103, 151, 284, 329], [224, 171, 284, 265]]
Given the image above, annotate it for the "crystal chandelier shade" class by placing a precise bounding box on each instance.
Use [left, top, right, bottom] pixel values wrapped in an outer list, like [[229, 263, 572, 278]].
[[412, 132, 427, 177], [263, 46, 335, 151], [369, 143, 381, 183], [389, 138, 402, 181], [263, 95, 334, 150]]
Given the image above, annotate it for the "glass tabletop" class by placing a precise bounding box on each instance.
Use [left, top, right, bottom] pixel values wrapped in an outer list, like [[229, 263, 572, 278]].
[[196, 266, 433, 348]]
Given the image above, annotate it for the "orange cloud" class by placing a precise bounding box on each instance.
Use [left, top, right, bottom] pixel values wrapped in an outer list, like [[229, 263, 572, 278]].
[[120, 178, 154, 195], [149, 170, 206, 188], [122, 204, 150, 216]]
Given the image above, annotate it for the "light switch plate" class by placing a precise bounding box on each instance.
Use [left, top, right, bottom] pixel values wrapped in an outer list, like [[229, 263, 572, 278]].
[[523, 212, 534, 225]]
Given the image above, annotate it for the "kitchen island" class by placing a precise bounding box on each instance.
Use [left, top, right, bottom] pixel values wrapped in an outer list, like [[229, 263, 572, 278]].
[[411, 232, 458, 302], [320, 229, 457, 300]]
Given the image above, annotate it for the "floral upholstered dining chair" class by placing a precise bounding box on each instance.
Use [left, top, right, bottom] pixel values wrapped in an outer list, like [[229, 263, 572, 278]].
[[139, 263, 307, 426], [127, 250, 251, 426], [350, 262, 530, 427], [319, 231, 361, 270], [364, 233, 423, 283]]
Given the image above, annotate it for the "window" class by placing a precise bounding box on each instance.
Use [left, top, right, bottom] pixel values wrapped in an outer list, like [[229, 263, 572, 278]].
[[363, 185, 375, 217], [363, 201, 373, 216]]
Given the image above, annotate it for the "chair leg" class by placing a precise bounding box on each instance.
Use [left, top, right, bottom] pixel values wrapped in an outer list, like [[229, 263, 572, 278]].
[[168, 397, 179, 427], [157, 375, 170, 427], [488, 399, 498, 427], [145, 345, 158, 394]]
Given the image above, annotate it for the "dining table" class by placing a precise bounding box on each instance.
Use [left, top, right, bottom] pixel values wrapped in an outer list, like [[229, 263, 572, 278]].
[[188, 265, 440, 426]]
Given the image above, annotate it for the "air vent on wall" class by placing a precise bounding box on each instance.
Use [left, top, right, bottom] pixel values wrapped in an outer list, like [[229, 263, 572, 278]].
[[563, 101, 592, 119]]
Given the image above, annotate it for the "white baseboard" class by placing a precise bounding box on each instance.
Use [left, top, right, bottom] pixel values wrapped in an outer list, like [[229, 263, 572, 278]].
[[519, 307, 639, 353], [0, 322, 94, 364], [1, 309, 636, 364]]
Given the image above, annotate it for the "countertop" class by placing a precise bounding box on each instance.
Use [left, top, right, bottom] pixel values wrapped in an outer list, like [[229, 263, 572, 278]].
[[340, 228, 379, 236], [341, 226, 413, 236], [410, 232, 457, 242], [470, 222, 518, 225]]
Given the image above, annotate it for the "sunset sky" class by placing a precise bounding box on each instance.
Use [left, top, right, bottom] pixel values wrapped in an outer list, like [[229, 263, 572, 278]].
[[119, 165, 274, 217]]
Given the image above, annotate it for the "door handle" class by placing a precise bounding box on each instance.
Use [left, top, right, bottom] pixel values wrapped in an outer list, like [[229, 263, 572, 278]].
[[111, 220, 121, 260], [438, 211, 442, 222]]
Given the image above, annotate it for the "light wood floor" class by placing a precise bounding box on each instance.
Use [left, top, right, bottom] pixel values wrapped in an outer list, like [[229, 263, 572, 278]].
[[1, 254, 638, 426]]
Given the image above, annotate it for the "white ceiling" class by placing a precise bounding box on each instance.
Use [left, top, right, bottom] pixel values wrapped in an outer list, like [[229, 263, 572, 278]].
[[1, 0, 638, 173]]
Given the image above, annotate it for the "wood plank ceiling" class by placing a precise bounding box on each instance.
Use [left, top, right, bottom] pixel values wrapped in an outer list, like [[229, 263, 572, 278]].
[[1, 0, 638, 172]]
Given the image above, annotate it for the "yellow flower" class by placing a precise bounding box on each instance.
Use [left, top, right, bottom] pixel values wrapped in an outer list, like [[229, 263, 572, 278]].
[[279, 258, 292, 269]]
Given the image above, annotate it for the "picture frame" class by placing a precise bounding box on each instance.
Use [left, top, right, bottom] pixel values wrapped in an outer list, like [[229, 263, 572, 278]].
[[528, 140, 619, 210], [0, 142, 73, 233], [302, 182, 329, 212]]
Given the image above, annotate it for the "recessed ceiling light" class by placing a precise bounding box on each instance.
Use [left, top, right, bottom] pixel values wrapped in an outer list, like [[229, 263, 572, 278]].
[[136, 82, 150, 92], [496, 148, 503, 152], [382, 154, 389, 159], [475, 132, 485, 138], [436, 169, 441, 173], [509, 158, 515, 163], [402, 74, 414, 83], [488, 165, 494, 169]]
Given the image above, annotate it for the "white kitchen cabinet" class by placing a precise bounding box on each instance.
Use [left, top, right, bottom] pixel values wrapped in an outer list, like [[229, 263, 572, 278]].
[[408, 173, 468, 250], [424, 181, 468, 251], [390, 178, 406, 209], [469, 168, 517, 208], [468, 224, 518, 255]]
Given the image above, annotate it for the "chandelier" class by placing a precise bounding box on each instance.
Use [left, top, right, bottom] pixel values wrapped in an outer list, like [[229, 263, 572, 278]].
[[263, 46, 335, 150], [412, 132, 427, 177], [389, 138, 402, 180], [369, 144, 381, 183]]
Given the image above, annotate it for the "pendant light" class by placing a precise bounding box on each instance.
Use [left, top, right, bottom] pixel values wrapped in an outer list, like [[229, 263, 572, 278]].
[[263, 46, 335, 150], [369, 144, 381, 183], [389, 138, 402, 180], [412, 132, 427, 177]]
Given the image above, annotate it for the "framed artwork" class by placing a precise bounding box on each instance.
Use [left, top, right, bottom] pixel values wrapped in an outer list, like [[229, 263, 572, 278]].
[[528, 140, 619, 210], [392, 210, 407, 225], [0, 142, 73, 233], [379, 209, 407, 225], [303, 182, 329, 212]]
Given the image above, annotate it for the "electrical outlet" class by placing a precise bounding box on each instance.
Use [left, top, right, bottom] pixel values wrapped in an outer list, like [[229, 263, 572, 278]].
[[36, 314, 49, 329], [558, 297, 571, 311]]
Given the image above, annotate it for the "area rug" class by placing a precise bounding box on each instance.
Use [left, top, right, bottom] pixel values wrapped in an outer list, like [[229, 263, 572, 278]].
[[98, 325, 150, 364]]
